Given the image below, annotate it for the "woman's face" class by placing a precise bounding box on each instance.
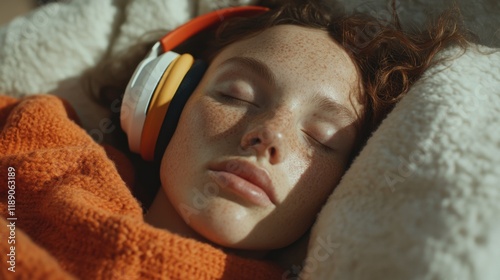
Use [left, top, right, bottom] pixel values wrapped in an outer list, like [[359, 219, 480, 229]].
[[160, 24, 362, 250]]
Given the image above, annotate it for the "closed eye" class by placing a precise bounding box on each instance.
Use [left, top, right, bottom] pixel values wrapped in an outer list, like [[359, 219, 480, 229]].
[[301, 130, 333, 152], [218, 92, 258, 107]]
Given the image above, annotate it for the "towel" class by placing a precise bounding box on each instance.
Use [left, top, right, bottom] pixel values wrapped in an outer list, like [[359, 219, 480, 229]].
[[0, 94, 284, 279]]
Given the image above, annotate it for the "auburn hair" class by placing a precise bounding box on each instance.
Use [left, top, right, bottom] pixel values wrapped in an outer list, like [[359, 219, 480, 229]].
[[88, 0, 474, 208]]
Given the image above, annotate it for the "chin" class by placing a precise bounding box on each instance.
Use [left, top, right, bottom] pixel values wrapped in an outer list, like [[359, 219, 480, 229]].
[[184, 198, 270, 250]]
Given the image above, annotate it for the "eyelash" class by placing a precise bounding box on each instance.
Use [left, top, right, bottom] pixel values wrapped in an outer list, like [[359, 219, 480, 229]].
[[217, 92, 255, 106], [302, 130, 333, 152]]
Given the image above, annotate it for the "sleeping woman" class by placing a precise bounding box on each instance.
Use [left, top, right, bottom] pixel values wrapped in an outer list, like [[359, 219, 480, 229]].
[[0, 0, 472, 279]]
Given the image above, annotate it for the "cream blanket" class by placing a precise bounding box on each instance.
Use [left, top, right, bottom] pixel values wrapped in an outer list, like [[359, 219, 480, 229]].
[[1, 0, 499, 279]]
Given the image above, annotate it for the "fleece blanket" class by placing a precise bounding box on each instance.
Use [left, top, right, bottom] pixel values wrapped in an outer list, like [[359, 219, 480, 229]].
[[0, 0, 499, 279]]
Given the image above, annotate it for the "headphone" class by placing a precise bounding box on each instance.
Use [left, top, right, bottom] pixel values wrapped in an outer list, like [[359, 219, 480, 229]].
[[120, 6, 269, 162]]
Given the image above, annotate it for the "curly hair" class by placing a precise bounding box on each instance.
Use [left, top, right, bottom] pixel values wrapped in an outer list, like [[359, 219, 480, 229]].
[[87, 0, 474, 209]]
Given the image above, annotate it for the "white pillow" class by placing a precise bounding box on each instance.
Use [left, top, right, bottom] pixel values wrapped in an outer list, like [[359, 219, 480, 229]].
[[0, 0, 119, 132], [109, 0, 257, 56], [0, 0, 117, 95], [338, 0, 500, 48], [301, 46, 500, 280]]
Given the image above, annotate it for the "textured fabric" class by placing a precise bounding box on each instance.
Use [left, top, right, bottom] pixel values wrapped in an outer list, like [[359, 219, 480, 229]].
[[0, 94, 284, 280], [301, 46, 500, 280]]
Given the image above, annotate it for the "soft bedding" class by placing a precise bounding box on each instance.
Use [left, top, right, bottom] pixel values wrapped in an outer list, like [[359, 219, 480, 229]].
[[0, 0, 499, 279]]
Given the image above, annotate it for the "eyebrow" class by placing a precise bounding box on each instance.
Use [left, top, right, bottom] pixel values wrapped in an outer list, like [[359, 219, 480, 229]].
[[219, 56, 278, 88], [311, 93, 357, 124]]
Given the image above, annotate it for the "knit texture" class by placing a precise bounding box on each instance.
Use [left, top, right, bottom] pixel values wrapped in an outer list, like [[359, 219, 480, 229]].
[[0, 94, 284, 280]]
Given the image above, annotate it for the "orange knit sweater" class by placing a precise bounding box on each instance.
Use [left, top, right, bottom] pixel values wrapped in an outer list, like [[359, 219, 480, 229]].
[[0, 95, 284, 279]]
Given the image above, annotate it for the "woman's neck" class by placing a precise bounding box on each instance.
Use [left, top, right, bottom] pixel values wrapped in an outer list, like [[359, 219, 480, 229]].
[[144, 188, 208, 241]]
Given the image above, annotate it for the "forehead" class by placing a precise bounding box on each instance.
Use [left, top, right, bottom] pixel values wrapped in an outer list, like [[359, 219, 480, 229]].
[[210, 25, 360, 104], [225, 25, 345, 64]]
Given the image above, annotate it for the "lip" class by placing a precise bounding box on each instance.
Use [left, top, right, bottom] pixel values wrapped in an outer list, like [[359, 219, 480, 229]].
[[207, 159, 277, 206]]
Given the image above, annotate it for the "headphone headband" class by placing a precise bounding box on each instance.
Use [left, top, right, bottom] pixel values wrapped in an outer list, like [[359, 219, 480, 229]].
[[160, 6, 270, 53]]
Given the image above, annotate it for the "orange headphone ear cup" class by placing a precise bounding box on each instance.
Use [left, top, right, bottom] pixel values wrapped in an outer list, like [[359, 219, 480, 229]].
[[140, 54, 194, 161], [154, 60, 208, 162]]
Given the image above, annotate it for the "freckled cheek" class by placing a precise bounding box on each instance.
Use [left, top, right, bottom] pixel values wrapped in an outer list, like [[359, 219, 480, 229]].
[[307, 159, 344, 201], [284, 149, 343, 198], [314, 158, 342, 186]]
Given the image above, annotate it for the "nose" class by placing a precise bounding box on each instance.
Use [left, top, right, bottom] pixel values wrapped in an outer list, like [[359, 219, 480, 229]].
[[240, 124, 285, 165]]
